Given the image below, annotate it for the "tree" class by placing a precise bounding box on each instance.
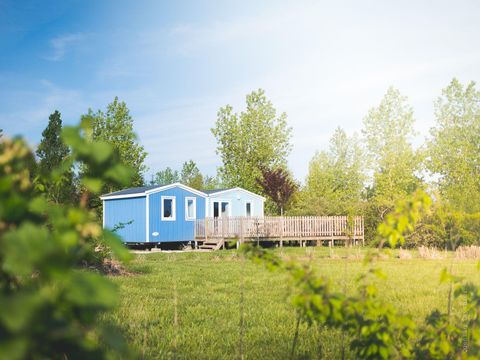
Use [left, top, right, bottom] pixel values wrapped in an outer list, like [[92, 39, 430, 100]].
[[362, 87, 422, 219], [0, 120, 132, 359], [149, 162, 219, 190], [257, 167, 297, 215], [298, 128, 365, 215], [36, 110, 75, 204], [150, 167, 180, 185], [180, 160, 203, 189], [0, 128, 3, 138], [428, 79, 480, 213], [202, 174, 221, 190], [83, 97, 147, 192], [211, 89, 292, 194]]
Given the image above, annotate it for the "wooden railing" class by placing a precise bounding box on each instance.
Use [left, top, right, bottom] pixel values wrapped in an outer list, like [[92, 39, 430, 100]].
[[195, 216, 364, 242]]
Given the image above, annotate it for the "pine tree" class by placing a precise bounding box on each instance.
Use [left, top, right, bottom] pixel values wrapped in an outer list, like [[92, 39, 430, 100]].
[[36, 110, 75, 203]]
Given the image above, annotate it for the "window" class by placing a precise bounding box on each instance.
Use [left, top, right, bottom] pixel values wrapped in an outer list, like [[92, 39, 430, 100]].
[[161, 196, 176, 221], [185, 197, 196, 221], [213, 200, 230, 218], [245, 202, 252, 217], [221, 202, 228, 215]]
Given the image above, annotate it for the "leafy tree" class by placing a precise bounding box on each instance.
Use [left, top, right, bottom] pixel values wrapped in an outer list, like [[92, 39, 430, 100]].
[[0, 119, 133, 359], [36, 110, 76, 204], [180, 160, 203, 189], [149, 162, 219, 190], [362, 87, 422, 237], [428, 78, 480, 213], [150, 167, 180, 185], [211, 89, 292, 194], [83, 97, 147, 192], [298, 128, 365, 215], [257, 167, 297, 215], [0, 128, 3, 138], [202, 174, 221, 190]]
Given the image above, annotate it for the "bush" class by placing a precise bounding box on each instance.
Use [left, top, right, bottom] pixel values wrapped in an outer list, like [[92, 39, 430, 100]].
[[0, 120, 133, 359]]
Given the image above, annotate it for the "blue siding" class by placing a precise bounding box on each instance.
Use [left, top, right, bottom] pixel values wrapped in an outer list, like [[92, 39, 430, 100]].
[[104, 197, 146, 242], [149, 188, 206, 242]]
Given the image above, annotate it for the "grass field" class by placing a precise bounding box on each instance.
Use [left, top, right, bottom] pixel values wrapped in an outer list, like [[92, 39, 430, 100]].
[[106, 247, 480, 359]]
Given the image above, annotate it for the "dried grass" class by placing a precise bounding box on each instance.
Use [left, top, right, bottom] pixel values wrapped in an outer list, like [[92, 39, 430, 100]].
[[455, 245, 480, 259], [328, 250, 340, 259], [347, 251, 364, 260], [417, 246, 445, 259], [398, 249, 413, 259]]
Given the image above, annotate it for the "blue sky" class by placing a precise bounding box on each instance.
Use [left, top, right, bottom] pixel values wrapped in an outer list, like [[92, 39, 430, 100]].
[[1, 0, 479, 182]]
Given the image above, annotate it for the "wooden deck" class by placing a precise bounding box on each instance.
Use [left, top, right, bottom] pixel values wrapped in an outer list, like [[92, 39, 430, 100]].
[[195, 216, 364, 247]]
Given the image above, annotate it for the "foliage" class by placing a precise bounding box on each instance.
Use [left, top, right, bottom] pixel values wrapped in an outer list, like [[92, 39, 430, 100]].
[[149, 160, 219, 190], [407, 197, 480, 249], [428, 78, 480, 213], [297, 127, 365, 216], [180, 160, 203, 189], [150, 166, 179, 185], [36, 110, 76, 204], [377, 190, 432, 248], [211, 89, 292, 194], [361, 87, 423, 242], [0, 119, 133, 359], [242, 190, 480, 359], [257, 167, 297, 215], [82, 97, 147, 193], [202, 174, 221, 190]]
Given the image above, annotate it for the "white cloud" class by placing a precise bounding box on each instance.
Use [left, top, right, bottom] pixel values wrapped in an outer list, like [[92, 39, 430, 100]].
[[44, 33, 84, 61]]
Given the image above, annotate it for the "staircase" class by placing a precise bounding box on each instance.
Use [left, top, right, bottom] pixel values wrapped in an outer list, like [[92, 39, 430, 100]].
[[198, 238, 225, 251]]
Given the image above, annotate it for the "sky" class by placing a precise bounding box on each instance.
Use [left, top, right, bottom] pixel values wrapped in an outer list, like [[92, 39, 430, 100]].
[[1, 0, 479, 182]]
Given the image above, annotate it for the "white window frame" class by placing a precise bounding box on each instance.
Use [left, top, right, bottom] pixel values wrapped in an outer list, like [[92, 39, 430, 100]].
[[245, 201, 253, 217], [211, 199, 232, 218], [161, 196, 176, 221], [185, 197, 196, 221]]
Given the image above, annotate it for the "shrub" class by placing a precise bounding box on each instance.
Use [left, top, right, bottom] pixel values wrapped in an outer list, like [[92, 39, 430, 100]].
[[0, 119, 133, 359]]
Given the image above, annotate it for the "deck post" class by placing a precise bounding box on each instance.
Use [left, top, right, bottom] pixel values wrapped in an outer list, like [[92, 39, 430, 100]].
[[205, 218, 208, 243], [280, 216, 284, 247], [240, 216, 244, 248]]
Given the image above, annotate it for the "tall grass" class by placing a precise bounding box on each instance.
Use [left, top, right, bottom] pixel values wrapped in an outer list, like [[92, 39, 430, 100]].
[[106, 248, 479, 359]]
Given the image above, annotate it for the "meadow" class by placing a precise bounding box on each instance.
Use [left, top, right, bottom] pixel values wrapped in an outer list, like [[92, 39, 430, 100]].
[[106, 247, 480, 359]]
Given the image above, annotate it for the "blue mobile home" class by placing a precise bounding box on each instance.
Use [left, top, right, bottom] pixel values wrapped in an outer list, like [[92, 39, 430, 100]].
[[101, 183, 265, 245], [101, 183, 207, 244]]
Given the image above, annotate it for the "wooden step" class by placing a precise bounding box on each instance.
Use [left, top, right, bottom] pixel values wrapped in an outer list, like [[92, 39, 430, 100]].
[[197, 239, 224, 251]]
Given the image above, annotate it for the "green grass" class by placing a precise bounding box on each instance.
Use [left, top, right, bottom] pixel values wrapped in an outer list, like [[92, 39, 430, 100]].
[[105, 248, 479, 359]]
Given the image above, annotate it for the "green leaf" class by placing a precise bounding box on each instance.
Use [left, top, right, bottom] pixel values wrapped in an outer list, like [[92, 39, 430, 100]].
[[0, 337, 28, 360], [102, 230, 132, 263], [2, 223, 54, 276], [29, 196, 47, 215], [0, 291, 42, 332], [88, 141, 113, 164], [439, 268, 451, 284], [104, 163, 134, 186], [61, 126, 82, 148], [64, 271, 118, 308], [82, 177, 103, 193]]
